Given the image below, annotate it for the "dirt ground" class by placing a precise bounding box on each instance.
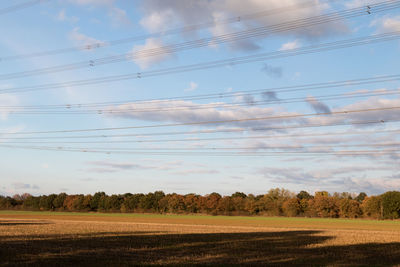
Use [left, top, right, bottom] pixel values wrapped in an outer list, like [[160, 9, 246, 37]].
[[1, 212, 400, 266]]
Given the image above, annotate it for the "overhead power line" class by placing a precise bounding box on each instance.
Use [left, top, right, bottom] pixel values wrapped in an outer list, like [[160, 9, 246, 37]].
[[0, 0, 48, 16], [2, 31, 400, 94], [0, 118, 397, 141], [0, 144, 397, 157], [2, 125, 400, 145], [0, 0, 334, 60], [1, 1, 398, 81], [1, 73, 399, 110], [3, 142, 400, 150], [1, 106, 399, 135], [2, 88, 399, 115]]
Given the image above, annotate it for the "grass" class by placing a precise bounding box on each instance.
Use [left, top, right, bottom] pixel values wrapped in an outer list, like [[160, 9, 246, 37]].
[[1, 210, 399, 230], [1, 211, 400, 266]]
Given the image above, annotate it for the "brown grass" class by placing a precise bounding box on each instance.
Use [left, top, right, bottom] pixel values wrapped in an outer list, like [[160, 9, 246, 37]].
[[1, 212, 400, 266]]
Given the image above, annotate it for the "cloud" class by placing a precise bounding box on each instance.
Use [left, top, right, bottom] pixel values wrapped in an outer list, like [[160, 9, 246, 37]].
[[261, 64, 282, 78], [307, 96, 400, 126], [262, 91, 280, 102], [68, 0, 129, 25], [172, 168, 220, 176], [12, 183, 39, 190], [109, 7, 130, 25], [234, 94, 256, 106], [140, 9, 176, 33], [130, 38, 173, 69], [86, 161, 148, 173], [68, 27, 104, 48], [257, 164, 400, 193], [106, 99, 300, 129], [57, 9, 79, 23], [372, 16, 400, 32], [184, 81, 198, 92], [306, 96, 332, 114], [279, 40, 301, 51], [68, 0, 115, 6], [139, 0, 346, 51], [345, 0, 381, 9], [0, 94, 19, 121]]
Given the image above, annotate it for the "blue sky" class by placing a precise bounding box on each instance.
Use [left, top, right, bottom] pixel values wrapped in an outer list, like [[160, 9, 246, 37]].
[[1, 0, 400, 196]]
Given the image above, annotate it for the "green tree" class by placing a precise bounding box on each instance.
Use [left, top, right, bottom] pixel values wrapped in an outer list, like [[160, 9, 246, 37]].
[[355, 192, 367, 203], [90, 192, 106, 211], [381, 191, 400, 219], [297, 191, 313, 200], [53, 193, 67, 210]]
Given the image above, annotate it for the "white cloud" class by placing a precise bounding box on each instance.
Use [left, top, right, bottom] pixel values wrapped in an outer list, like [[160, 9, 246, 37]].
[[68, 0, 115, 6], [279, 40, 301, 51], [130, 38, 173, 69], [345, 0, 381, 9], [68, 0, 129, 25], [109, 7, 130, 25], [0, 94, 19, 121], [184, 81, 198, 92], [139, 0, 345, 52], [257, 164, 400, 194], [140, 9, 176, 33], [68, 27, 104, 48], [12, 183, 40, 190], [106, 99, 300, 129], [57, 9, 79, 23], [372, 16, 400, 32]]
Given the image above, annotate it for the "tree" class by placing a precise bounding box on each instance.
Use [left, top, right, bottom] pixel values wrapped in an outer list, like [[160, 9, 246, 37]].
[[339, 199, 362, 218], [53, 193, 67, 210], [123, 194, 143, 212], [105, 194, 123, 211], [183, 194, 200, 213], [231, 192, 247, 199], [203, 192, 221, 215], [282, 198, 300, 217], [381, 191, 400, 219], [297, 191, 313, 200], [355, 192, 367, 203], [39, 194, 56, 211], [90, 192, 106, 211], [361, 196, 382, 219], [313, 193, 339, 218], [23, 196, 40, 210]]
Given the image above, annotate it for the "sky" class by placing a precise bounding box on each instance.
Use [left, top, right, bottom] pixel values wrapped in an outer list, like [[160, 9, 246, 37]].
[[0, 0, 400, 197]]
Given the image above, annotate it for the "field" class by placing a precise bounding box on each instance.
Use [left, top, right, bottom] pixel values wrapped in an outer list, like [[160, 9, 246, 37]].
[[1, 211, 400, 266]]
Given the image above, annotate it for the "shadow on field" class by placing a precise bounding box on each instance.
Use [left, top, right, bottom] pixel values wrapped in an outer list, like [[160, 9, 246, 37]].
[[1, 228, 400, 266], [0, 220, 52, 226]]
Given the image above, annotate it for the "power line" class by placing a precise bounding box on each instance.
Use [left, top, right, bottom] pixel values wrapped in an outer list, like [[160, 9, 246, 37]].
[[1, 105, 399, 137], [1, 1, 398, 81], [0, 0, 48, 16], [3, 142, 400, 150], [0, 118, 397, 140], [2, 127, 399, 144], [2, 88, 399, 115], [2, 31, 400, 94], [0, 0, 335, 61], [0, 143, 397, 157], [1, 73, 399, 110]]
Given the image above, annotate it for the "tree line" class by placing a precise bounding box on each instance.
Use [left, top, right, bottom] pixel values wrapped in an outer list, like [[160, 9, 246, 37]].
[[1, 189, 400, 219]]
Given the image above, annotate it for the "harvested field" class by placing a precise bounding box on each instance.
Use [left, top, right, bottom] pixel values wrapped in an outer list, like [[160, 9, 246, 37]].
[[1, 211, 400, 266]]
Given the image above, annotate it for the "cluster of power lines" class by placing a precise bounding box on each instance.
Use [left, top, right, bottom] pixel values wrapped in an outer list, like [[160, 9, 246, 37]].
[[1, 0, 399, 157]]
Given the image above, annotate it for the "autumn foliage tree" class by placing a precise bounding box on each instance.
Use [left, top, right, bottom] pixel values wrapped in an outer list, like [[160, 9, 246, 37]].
[[0, 189, 398, 220]]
